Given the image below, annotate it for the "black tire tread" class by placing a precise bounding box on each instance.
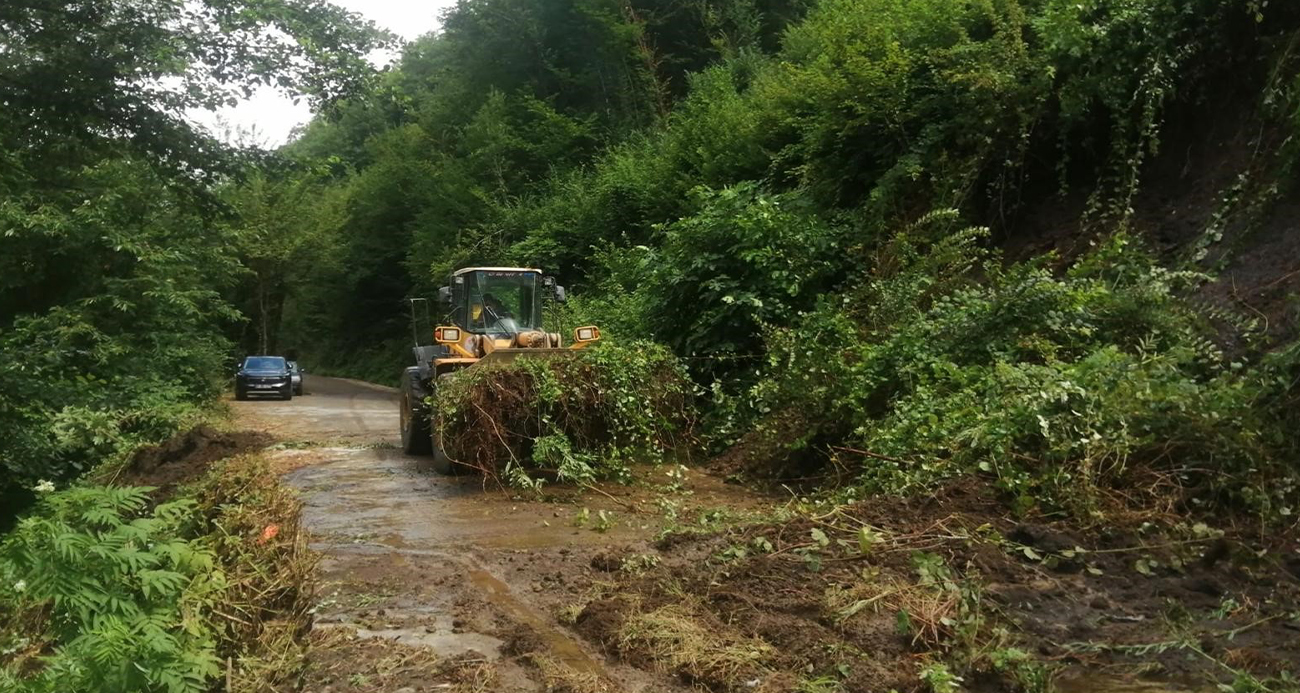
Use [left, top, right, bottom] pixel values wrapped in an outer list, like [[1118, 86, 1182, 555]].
[[401, 370, 434, 456]]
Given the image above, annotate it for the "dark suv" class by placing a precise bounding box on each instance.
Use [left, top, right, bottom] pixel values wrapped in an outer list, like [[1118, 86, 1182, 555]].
[[235, 356, 293, 401]]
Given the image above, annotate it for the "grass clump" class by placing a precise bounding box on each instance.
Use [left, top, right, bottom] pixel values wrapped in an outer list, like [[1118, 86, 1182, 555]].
[[525, 653, 613, 693], [434, 341, 693, 487], [187, 454, 316, 690], [618, 602, 779, 692]]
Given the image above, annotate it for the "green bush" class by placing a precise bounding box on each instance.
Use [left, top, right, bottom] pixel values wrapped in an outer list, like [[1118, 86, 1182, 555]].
[[0, 487, 223, 693], [0, 306, 225, 500], [542, 182, 849, 382], [735, 231, 1298, 517], [0, 159, 238, 507], [645, 183, 849, 363]]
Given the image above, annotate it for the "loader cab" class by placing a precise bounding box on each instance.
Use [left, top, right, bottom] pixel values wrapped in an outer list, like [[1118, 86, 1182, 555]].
[[437, 267, 560, 337]]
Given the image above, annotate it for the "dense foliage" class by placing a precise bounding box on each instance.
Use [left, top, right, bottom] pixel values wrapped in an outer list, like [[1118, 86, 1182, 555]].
[[5, 0, 1300, 688], [5, 0, 1298, 512], [0, 162, 238, 499], [726, 231, 1299, 515], [1, 5, 380, 685], [260, 0, 1300, 518], [0, 0, 383, 503]]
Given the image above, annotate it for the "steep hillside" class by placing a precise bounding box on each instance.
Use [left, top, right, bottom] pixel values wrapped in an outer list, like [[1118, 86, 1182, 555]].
[[252, 0, 1300, 521]]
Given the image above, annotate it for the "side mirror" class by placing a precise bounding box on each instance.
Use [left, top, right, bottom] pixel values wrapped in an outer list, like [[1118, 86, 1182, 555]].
[[437, 286, 452, 304], [554, 285, 567, 303]]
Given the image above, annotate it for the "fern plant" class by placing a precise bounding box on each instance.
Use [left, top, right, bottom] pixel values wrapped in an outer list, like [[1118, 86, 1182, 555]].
[[0, 486, 223, 693]]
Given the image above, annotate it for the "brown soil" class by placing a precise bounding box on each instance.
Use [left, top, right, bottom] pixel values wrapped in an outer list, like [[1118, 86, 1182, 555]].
[[572, 482, 1300, 692], [227, 376, 1300, 693], [120, 424, 272, 496]]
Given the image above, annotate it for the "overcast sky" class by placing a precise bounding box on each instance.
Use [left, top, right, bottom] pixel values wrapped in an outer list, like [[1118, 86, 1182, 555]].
[[188, 0, 459, 148]]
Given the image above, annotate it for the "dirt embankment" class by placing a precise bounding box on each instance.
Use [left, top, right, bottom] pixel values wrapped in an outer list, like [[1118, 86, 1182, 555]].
[[120, 424, 273, 495], [1004, 98, 1300, 347]]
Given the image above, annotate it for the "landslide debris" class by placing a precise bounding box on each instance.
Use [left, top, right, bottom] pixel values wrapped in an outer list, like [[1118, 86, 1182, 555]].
[[122, 424, 272, 496], [572, 482, 1300, 693]]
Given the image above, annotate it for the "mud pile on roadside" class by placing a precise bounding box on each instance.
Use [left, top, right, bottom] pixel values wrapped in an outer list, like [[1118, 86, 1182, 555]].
[[572, 482, 1300, 692], [122, 425, 272, 495]]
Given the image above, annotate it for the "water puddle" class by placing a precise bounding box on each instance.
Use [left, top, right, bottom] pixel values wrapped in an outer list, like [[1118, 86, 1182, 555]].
[[322, 623, 505, 658]]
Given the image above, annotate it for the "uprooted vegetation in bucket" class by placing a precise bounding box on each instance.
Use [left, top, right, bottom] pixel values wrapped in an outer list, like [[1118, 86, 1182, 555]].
[[433, 341, 695, 487]]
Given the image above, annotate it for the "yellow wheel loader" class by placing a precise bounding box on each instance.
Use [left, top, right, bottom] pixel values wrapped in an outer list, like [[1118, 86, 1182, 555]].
[[399, 267, 601, 473]]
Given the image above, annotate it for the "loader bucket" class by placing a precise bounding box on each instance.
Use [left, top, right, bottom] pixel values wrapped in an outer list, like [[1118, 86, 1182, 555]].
[[473, 348, 577, 368]]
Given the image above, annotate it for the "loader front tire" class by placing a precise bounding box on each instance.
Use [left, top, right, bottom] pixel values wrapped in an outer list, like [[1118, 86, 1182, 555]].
[[400, 369, 433, 456], [429, 435, 455, 475], [427, 372, 461, 475]]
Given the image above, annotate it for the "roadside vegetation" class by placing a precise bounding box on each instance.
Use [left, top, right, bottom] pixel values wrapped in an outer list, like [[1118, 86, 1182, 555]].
[[4, 0, 1300, 691], [0, 1, 383, 690], [0, 445, 312, 693]]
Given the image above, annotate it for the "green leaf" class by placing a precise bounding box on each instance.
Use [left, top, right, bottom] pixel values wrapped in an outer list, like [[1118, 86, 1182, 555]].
[[858, 526, 883, 554]]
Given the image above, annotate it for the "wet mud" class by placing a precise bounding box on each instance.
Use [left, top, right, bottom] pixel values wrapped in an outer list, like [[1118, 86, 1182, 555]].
[[230, 376, 1300, 693], [122, 424, 272, 497], [234, 374, 767, 692]]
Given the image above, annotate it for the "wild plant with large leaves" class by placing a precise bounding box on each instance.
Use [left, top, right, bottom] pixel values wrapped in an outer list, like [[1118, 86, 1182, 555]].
[[0, 487, 223, 693]]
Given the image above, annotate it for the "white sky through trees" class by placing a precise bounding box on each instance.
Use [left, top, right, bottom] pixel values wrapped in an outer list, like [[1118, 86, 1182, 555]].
[[188, 0, 457, 148]]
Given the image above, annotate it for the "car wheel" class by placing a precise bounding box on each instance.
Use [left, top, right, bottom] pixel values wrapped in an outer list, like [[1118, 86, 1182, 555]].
[[235, 389, 247, 401], [281, 388, 293, 401]]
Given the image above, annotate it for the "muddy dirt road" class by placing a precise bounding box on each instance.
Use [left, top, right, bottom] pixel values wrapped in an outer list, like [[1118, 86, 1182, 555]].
[[232, 375, 766, 692]]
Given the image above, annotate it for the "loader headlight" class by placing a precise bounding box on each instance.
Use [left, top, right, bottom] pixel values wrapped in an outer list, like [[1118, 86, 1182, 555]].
[[573, 326, 601, 343], [434, 326, 462, 343]]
